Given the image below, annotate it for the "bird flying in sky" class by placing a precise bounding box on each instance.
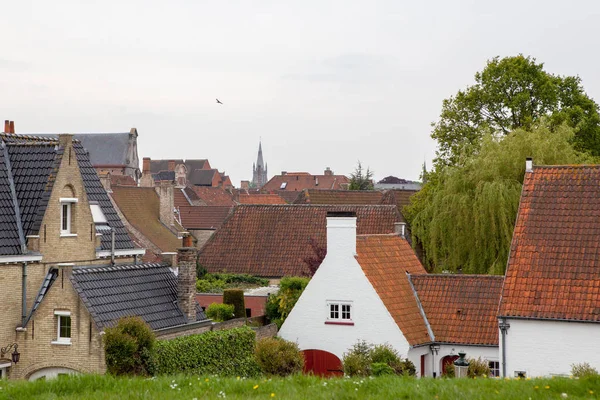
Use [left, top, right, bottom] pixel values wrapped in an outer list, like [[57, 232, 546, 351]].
[[216, 98, 223, 104]]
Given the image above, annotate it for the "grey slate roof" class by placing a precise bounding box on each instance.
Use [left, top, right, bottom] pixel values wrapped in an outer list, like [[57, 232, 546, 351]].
[[0, 133, 135, 254], [70, 263, 208, 330], [152, 171, 175, 182], [73, 133, 131, 166], [189, 169, 217, 186]]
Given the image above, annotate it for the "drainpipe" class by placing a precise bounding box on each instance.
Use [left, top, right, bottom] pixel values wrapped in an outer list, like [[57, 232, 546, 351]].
[[21, 262, 27, 326], [499, 318, 510, 377], [110, 229, 115, 266]]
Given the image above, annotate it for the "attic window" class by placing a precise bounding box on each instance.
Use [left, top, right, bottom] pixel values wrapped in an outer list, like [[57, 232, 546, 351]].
[[325, 301, 354, 326], [280, 182, 287, 189], [60, 198, 78, 236], [90, 203, 107, 225]]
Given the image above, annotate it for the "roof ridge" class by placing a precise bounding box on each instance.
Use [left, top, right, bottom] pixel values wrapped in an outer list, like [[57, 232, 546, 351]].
[[72, 262, 166, 273], [411, 273, 504, 279], [534, 164, 600, 169]]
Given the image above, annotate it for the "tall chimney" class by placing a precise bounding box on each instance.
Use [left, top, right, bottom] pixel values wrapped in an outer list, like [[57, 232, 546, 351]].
[[395, 222, 406, 239], [326, 211, 357, 258], [143, 157, 151, 174], [324, 167, 333, 176], [168, 160, 175, 171], [525, 157, 533, 173], [9, 121, 14, 134], [157, 181, 174, 227], [177, 235, 197, 322], [3, 120, 9, 133]]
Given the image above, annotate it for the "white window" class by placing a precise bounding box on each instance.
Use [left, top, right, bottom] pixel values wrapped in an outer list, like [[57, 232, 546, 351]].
[[280, 182, 287, 189], [53, 311, 72, 344], [489, 361, 500, 377], [326, 301, 353, 323], [59, 198, 78, 236]]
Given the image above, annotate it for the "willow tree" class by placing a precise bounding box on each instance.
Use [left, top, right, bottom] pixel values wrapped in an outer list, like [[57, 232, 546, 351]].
[[405, 123, 594, 274]]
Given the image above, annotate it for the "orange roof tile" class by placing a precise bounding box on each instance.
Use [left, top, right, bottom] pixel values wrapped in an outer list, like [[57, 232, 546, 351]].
[[499, 165, 600, 322], [410, 275, 503, 345], [293, 189, 384, 205], [356, 235, 430, 346], [262, 173, 350, 192], [191, 186, 236, 206], [110, 174, 137, 187], [198, 205, 401, 277], [111, 187, 181, 253], [178, 205, 233, 230], [238, 194, 287, 204]]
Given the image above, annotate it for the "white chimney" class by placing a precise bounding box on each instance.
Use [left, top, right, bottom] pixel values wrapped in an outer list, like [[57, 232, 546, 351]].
[[525, 157, 533, 173], [326, 211, 357, 258], [395, 222, 406, 239]]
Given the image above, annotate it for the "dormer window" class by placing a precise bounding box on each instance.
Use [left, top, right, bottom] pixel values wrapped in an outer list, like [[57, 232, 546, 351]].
[[280, 182, 287, 189], [325, 300, 354, 326], [90, 202, 107, 225], [59, 197, 78, 236]]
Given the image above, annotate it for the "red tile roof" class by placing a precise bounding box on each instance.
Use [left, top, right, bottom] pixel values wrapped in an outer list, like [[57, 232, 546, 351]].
[[262, 173, 350, 192], [274, 190, 302, 203], [198, 205, 401, 277], [174, 188, 191, 207], [111, 174, 137, 187], [499, 165, 600, 322], [178, 205, 233, 230], [293, 189, 384, 205], [410, 275, 503, 345], [238, 194, 287, 204], [191, 186, 236, 206], [356, 235, 430, 346]]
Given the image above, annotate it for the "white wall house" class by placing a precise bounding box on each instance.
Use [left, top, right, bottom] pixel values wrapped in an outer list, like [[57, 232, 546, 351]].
[[498, 163, 600, 377]]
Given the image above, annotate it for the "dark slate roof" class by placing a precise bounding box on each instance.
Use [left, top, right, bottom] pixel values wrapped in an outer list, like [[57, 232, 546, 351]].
[[70, 263, 208, 330], [0, 143, 23, 255], [152, 171, 175, 182], [189, 169, 217, 186], [73, 133, 131, 166]]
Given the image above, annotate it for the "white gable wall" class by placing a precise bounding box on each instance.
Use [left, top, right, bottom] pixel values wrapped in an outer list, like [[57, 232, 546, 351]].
[[279, 217, 411, 360], [500, 318, 600, 377]]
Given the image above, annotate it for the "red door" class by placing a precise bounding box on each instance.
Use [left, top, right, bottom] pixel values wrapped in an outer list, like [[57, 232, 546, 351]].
[[302, 350, 343, 377], [441, 355, 459, 376]]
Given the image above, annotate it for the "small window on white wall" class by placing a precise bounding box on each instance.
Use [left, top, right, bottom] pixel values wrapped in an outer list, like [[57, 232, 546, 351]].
[[326, 301, 353, 325]]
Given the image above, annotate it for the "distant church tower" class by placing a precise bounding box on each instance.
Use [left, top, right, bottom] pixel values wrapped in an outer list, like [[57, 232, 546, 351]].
[[252, 141, 268, 188]]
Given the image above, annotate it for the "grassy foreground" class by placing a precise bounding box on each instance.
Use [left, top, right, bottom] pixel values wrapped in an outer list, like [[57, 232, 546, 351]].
[[0, 374, 598, 400]]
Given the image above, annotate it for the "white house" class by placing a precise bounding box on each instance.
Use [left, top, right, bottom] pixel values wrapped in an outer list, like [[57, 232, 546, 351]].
[[279, 211, 502, 377], [498, 162, 600, 377]]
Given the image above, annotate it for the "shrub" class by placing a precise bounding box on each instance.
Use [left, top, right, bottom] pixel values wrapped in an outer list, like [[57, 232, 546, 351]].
[[371, 344, 402, 373], [104, 316, 155, 376], [223, 289, 246, 319], [196, 278, 226, 293], [571, 362, 599, 378], [372, 362, 395, 376], [153, 326, 260, 376], [342, 341, 372, 376], [255, 337, 304, 376], [401, 358, 416, 377], [444, 362, 455, 378], [205, 303, 235, 322], [196, 273, 269, 293], [266, 276, 310, 328], [467, 357, 491, 378]]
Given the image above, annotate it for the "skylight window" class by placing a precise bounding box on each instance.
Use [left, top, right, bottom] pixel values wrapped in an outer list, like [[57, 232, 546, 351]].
[[280, 182, 287, 189], [90, 203, 108, 224]]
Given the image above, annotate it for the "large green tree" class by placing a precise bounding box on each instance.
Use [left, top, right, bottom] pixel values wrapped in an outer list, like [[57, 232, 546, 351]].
[[405, 123, 594, 274], [432, 55, 600, 166]]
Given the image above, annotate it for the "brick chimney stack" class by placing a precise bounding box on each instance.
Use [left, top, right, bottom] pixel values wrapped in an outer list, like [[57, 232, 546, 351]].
[[324, 167, 333, 176], [9, 121, 14, 134], [177, 234, 197, 322], [157, 180, 174, 228], [168, 160, 175, 171], [143, 157, 151, 174], [3, 120, 9, 133]]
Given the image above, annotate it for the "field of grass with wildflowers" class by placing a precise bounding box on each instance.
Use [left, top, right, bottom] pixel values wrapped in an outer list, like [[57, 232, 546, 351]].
[[0, 374, 598, 400]]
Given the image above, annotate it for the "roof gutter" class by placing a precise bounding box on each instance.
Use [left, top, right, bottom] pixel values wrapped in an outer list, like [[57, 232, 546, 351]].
[[498, 315, 600, 324], [0, 254, 43, 264], [96, 248, 145, 258]]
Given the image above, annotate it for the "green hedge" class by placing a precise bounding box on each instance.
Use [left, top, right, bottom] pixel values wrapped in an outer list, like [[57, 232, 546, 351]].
[[153, 326, 260, 376], [223, 289, 246, 319], [206, 303, 235, 322]]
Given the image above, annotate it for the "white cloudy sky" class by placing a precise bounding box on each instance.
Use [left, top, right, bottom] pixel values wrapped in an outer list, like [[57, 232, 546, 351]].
[[2, 1, 600, 185]]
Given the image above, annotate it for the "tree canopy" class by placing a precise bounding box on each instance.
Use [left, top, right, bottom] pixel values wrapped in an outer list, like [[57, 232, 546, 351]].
[[349, 161, 374, 190], [432, 55, 600, 166], [405, 123, 594, 274]]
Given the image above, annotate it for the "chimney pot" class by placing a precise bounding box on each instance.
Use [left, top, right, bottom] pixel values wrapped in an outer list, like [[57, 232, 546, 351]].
[[182, 233, 193, 248], [9, 121, 14, 134], [4, 120, 9, 133], [143, 157, 151, 174], [324, 167, 333, 176], [281, 171, 287, 175], [525, 157, 533, 173]]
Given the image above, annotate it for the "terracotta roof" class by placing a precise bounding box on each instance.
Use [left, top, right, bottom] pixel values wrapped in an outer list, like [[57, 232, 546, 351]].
[[178, 205, 233, 230], [499, 165, 600, 322], [239, 194, 287, 204], [111, 186, 181, 253], [192, 186, 235, 206], [261, 173, 350, 192], [355, 235, 430, 346], [174, 188, 192, 207], [198, 205, 401, 277], [111, 174, 137, 187], [410, 275, 503, 345], [293, 189, 383, 205], [275, 190, 302, 203]]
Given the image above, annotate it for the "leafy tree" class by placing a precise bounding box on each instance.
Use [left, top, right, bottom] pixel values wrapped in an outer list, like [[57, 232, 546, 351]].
[[349, 161, 374, 190], [266, 277, 309, 328], [302, 237, 326, 276], [432, 55, 600, 166], [405, 123, 594, 274]]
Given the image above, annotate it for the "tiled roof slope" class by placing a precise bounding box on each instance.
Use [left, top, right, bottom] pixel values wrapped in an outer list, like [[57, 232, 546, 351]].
[[111, 186, 181, 253], [150, 159, 209, 174], [499, 165, 600, 322], [411, 275, 503, 345], [275, 190, 302, 203], [293, 189, 383, 205], [73, 133, 130, 166], [189, 169, 218, 186], [179, 205, 233, 230], [192, 186, 235, 206], [238, 194, 287, 204], [261, 173, 350, 192], [0, 144, 24, 255], [198, 205, 401, 277], [70, 263, 208, 330], [111, 174, 137, 187], [356, 235, 430, 346]]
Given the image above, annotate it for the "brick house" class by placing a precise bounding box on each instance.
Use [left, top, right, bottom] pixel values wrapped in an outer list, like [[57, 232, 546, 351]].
[[141, 158, 232, 190], [498, 161, 600, 377], [261, 169, 350, 193], [0, 132, 209, 380]]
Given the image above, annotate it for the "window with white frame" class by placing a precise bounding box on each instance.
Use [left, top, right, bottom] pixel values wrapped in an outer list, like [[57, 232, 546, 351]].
[[489, 361, 500, 377], [327, 301, 353, 322], [59, 198, 78, 235], [54, 311, 72, 344]]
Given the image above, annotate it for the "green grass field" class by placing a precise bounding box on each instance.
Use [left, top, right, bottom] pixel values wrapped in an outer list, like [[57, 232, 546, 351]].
[[0, 374, 598, 400]]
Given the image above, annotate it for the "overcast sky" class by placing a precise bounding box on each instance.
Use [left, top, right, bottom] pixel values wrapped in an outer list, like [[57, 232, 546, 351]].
[[2, 1, 600, 185]]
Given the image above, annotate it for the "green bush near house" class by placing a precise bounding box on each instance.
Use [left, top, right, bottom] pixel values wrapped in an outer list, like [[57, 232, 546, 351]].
[[223, 289, 246, 319], [343, 341, 416, 377], [571, 362, 599, 378], [152, 326, 260, 376], [103, 316, 156, 376], [196, 272, 269, 293], [205, 303, 235, 322], [254, 337, 304, 377], [467, 357, 491, 378], [266, 276, 310, 328]]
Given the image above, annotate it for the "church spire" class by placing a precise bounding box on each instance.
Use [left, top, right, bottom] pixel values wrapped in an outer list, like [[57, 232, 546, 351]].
[[256, 140, 264, 169], [252, 139, 268, 188]]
